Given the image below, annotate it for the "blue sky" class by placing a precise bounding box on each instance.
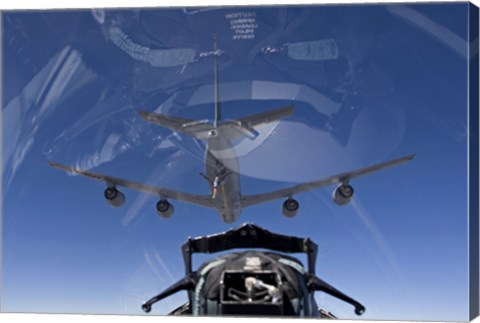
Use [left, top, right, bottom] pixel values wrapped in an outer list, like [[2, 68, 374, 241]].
[[1, 3, 473, 321]]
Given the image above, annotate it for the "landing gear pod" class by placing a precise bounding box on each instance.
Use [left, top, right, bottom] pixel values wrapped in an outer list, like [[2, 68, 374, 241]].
[[282, 198, 299, 217], [156, 199, 174, 218], [332, 184, 354, 206], [104, 187, 125, 207]]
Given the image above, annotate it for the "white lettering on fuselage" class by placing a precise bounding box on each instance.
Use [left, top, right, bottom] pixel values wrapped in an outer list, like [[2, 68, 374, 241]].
[[225, 11, 258, 41]]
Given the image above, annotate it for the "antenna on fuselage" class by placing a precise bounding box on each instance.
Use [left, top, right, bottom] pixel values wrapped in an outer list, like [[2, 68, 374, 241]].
[[213, 34, 221, 127]]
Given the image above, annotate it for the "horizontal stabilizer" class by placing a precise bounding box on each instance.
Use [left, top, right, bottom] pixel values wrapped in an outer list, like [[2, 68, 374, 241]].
[[139, 104, 294, 141], [237, 104, 294, 129], [139, 110, 218, 139], [139, 110, 197, 133], [226, 104, 294, 140]]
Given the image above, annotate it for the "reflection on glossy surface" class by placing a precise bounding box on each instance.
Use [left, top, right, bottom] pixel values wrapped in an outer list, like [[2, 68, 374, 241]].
[[2, 3, 474, 321]]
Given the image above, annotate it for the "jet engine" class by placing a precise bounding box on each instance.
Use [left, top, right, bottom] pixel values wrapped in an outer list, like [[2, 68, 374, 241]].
[[156, 199, 174, 218], [282, 198, 299, 218], [104, 187, 126, 207], [332, 184, 354, 206]]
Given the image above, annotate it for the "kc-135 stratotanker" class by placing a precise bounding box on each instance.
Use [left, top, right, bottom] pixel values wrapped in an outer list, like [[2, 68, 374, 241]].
[[49, 36, 415, 224]]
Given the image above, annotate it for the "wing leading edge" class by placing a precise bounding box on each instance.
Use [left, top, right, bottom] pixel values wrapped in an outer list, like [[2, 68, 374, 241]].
[[48, 161, 214, 208], [240, 154, 415, 208]]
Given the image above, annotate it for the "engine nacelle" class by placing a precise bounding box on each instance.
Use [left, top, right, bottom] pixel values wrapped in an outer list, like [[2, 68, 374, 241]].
[[104, 187, 126, 207], [282, 198, 299, 218], [332, 184, 354, 206], [156, 200, 174, 218]]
